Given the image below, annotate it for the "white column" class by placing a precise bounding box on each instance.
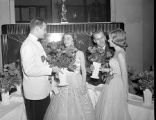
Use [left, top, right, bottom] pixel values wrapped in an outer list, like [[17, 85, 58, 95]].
[[115, 0, 143, 72], [0, 0, 15, 68], [111, 0, 116, 22], [10, 0, 15, 24], [0, 0, 15, 31], [51, 0, 60, 23]]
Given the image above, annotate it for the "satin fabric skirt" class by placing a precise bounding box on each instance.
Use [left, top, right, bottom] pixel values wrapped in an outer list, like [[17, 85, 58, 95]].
[[44, 72, 96, 120], [95, 74, 131, 120]]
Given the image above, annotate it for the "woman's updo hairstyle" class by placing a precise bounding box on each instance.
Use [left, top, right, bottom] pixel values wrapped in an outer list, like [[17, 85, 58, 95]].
[[109, 29, 128, 50]]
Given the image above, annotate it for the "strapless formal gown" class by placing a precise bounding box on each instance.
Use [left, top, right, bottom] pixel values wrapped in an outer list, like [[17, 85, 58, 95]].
[[44, 58, 96, 120], [95, 58, 131, 120]]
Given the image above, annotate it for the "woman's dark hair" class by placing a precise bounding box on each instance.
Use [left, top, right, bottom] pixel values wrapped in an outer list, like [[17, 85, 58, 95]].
[[62, 33, 77, 44]]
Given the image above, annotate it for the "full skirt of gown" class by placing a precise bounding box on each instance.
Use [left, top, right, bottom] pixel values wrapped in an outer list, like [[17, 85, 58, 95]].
[[95, 73, 132, 120], [44, 72, 96, 120]]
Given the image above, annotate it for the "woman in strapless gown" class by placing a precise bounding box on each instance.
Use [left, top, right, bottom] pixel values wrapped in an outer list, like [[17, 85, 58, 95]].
[[44, 33, 96, 120], [95, 29, 131, 120]]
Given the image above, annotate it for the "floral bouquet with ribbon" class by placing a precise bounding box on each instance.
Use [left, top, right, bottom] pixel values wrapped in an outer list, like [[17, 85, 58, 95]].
[[42, 42, 77, 71], [41, 41, 78, 86], [87, 46, 114, 83]]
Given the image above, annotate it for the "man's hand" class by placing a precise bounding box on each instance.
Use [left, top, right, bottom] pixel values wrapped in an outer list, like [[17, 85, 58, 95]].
[[52, 66, 63, 74]]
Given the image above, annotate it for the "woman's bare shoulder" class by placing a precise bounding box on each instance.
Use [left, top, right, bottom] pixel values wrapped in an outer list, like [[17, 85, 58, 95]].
[[118, 50, 126, 57]]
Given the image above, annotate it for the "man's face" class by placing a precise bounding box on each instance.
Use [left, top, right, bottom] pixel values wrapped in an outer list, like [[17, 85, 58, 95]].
[[37, 23, 47, 39], [93, 32, 106, 48]]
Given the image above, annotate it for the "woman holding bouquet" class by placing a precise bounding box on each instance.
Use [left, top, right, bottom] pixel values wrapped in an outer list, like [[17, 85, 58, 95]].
[[44, 33, 96, 120], [95, 29, 132, 120]]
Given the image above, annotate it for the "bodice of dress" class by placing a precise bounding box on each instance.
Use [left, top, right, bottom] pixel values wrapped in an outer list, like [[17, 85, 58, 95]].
[[109, 58, 121, 75], [73, 58, 81, 74]]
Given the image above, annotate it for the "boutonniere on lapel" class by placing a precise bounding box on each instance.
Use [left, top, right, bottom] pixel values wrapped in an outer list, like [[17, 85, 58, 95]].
[[41, 55, 46, 62]]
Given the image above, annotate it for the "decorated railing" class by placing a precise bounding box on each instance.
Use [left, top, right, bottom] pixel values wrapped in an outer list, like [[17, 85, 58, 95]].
[[1, 22, 124, 34]]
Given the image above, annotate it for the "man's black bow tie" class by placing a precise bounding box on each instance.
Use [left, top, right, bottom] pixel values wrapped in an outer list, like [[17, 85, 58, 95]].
[[38, 38, 43, 43]]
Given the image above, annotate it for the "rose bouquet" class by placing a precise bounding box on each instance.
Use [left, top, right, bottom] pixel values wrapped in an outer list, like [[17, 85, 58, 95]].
[[127, 66, 140, 94], [42, 41, 77, 71], [87, 46, 114, 82], [41, 41, 78, 86], [137, 70, 154, 94], [87, 46, 113, 65]]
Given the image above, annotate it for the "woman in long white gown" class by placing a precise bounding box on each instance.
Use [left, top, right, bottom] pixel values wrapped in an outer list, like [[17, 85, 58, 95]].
[[95, 29, 132, 120], [44, 33, 96, 120]]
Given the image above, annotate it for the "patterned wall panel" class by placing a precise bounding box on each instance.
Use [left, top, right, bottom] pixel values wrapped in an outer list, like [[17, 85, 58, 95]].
[[2, 22, 124, 34]]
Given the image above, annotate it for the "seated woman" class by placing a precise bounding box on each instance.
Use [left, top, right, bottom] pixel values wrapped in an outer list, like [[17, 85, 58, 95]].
[[44, 33, 96, 120]]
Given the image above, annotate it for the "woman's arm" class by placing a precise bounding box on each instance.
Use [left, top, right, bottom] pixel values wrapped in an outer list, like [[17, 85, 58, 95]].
[[79, 51, 86, 84], [118, 52, 128, 95]]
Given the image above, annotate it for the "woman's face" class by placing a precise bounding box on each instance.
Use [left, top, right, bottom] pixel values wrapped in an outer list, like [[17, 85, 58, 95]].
[[63, 34, 74, 48]]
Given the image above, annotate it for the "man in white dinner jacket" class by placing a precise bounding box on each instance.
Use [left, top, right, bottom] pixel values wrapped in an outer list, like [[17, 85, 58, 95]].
[[20, 18, 61, 120]]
